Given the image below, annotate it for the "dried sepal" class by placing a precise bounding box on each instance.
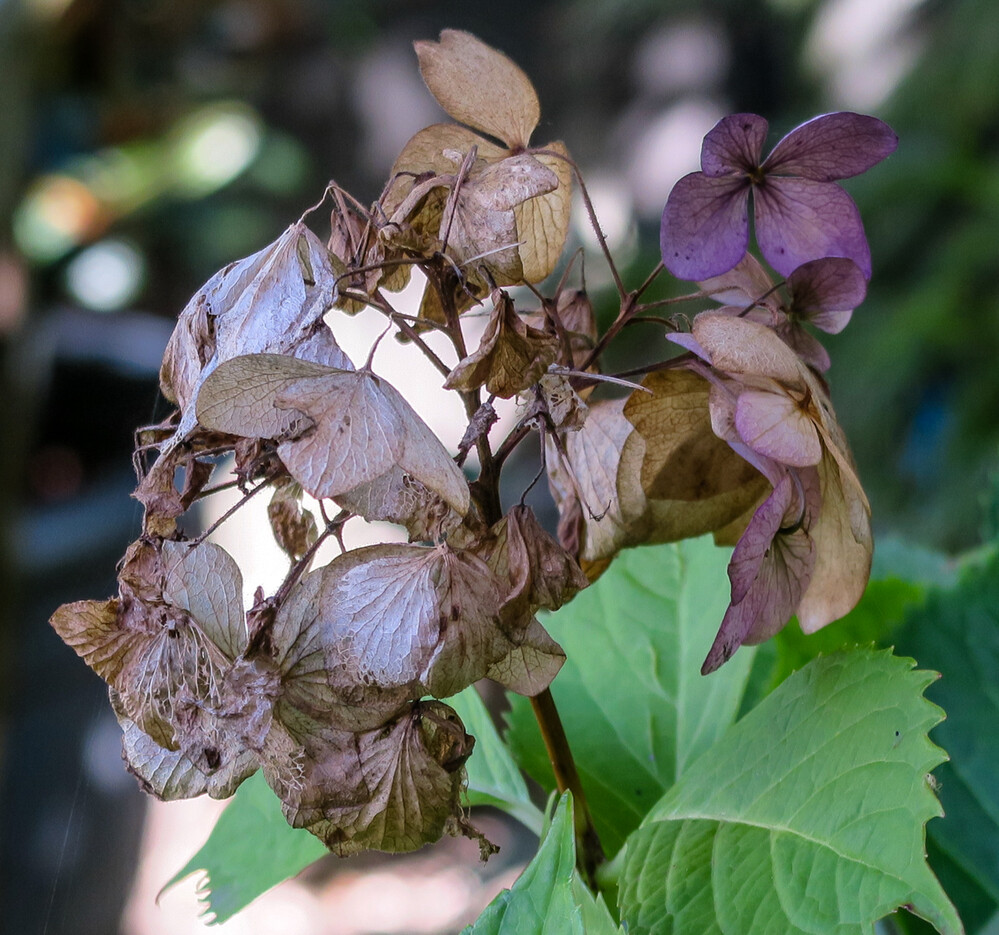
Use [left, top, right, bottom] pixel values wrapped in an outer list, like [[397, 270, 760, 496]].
[[485, 617, 565, 696], [444, 290, 559, 397], [197, 353, 470, 539]]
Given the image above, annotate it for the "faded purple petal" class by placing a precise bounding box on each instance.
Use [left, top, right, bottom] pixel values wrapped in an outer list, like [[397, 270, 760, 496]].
[[661, 173, 751, 280], [734, 388, 823, 467], [762, 112, 898, 181], [702, 474, 815, 674], [787, 257, 866, 330], [700, 114, 769, 177], [754, 177, 871, 278]]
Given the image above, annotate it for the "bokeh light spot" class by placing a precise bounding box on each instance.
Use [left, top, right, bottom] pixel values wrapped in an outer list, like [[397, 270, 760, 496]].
[[65, 239, 145, 312]]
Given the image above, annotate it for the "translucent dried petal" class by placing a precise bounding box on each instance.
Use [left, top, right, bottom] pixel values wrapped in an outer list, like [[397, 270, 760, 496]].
[[786, 256, 866, 332], [319, 544, 512, 723], [197, 354, 469, 538], [734, 388, 823, 467], [514, 141, 573, 283], [268, 479, 318, 561], [485, 617, 565, 696]]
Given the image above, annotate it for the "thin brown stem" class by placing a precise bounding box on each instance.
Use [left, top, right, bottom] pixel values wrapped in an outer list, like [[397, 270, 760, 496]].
[[531, 689, 605, 887]]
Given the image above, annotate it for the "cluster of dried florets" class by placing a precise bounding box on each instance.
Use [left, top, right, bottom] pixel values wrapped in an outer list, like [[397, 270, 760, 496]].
[[50, 30, 896, 857]]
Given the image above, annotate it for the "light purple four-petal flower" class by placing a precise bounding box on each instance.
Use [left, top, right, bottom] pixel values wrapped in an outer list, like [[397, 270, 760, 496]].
[[661, 112, 898, 281]]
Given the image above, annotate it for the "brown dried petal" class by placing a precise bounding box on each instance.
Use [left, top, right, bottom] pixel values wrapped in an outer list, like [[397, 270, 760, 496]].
[[444, 291, 559, 397], [415, 30, 540, 150], [292, 700, 473, 856], [268, 479, 318, 561], [485, 617, 565, 696]]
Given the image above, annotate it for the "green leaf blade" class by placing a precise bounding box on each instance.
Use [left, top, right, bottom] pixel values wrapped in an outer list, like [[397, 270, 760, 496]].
[[162, 771, 327, 924], [463, 792, 623, 935], [506, 538, 755, 855], [620, 649, 962, 935]]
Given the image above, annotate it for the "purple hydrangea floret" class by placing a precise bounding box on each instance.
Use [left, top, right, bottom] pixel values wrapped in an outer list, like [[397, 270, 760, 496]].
[[661, 112, 898, 281]]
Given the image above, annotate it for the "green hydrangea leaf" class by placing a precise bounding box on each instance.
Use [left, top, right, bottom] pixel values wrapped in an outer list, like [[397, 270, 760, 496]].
[[619, 648, 961, 935], [448, 685, 544, 834], [896, 551, 999, 917], [505, 538, 755, 856], [462, 792, 623, 934], [162, 771, 326, 924]]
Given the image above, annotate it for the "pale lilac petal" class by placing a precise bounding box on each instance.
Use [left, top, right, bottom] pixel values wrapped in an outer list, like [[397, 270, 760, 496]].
[[754, 177, 871, 278], [735, 389, 822, 467], [762, 112, 898, 181], [700, 114, 768, 177], [666, 331, 711, 361], [698, 252, 775, 309], [787, 257, 866, 324], [701, 474, 815, 674], [661, 173, 750, 280]]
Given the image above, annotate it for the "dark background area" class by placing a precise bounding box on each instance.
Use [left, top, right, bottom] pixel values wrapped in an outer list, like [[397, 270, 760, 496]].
[[1, 0, 997, 932]]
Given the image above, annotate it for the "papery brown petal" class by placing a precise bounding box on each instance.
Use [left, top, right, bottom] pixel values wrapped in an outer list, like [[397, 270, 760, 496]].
[[514, 141, 572, 283], [292, 700, 472, 856], [444, 291, 559, 397], [552, 288, 598, 370], [691, 312, 806, 387], [415, 30, 540, 150], [698, 252, 777, 310], [50, 599, 135, 684], [444, 153, 558, 286], [268, 478, 318, 561], [797, 448, 873, 633]]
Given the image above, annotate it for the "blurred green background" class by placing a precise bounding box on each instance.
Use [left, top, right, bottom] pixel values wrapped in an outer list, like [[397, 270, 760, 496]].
[[1, 0, 996, 932]]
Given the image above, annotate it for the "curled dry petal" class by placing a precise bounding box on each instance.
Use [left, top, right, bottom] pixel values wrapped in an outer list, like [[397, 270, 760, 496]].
[[786, 256, 865, 333], [268, 478, 318, 561], [444, 290, 559, 397], [318, 544, 513, 726], [197, 353, 470, 539]]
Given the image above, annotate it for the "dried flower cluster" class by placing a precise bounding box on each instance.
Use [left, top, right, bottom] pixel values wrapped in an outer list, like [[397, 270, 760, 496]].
[[51, 31, 895, 856]]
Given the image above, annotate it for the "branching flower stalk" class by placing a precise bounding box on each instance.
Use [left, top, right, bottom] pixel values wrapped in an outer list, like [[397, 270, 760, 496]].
[[49, 29, 895, 887]]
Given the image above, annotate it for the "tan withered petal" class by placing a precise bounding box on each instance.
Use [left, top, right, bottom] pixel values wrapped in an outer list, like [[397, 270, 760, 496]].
[[197, 354, 469, 539], [538, 374, 588, 431], [296, 700, 473, 856], [514, 141, 573, 283], [319, 544, 512, 720], [797, 448, 873, 633], [51, 540, 247, 753], [415, 30, 540, 150], [691, 311, 804, 388], [444, 291, 559, 397], [268, 478, 318, 561], [442, 151, 559, 285]]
